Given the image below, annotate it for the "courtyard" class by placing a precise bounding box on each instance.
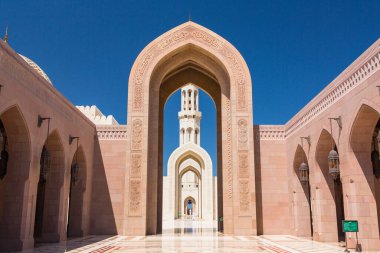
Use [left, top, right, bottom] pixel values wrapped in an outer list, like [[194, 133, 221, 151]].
[[1, 1, 380, 252], [18, 221, 349, 253]]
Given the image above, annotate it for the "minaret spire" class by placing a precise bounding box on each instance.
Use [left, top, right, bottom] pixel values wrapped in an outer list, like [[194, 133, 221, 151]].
[[178, 84, 202, 146], [4, 26, 8, 43]]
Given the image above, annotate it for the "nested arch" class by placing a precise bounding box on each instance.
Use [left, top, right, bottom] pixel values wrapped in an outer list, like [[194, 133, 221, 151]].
[[179, 165, 202, 180], [171, 147, 211, 172]]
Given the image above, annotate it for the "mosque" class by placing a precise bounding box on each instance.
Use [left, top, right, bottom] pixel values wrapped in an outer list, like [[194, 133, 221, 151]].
[[0, 21, 380, 251], [162, 84, 217, 225]]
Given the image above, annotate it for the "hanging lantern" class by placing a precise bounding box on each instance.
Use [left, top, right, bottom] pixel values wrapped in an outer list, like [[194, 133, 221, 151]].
[[40, 146, 51, 181], [371, 149, 380, 179], [299, 161, 309, 182], [328, 149, 340, 180], [0, 128, 3, 145], [374, 132, 380, 179], [0, 124, 8, 180], [71, 162, 80, 185]]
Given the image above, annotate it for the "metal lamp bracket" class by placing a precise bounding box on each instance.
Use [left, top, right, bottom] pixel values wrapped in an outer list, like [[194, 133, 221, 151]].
[[301, 136, 311, 147], [37, 115, 51, 128], [329, 116, 342, 130], [69, 135, 80, 145]]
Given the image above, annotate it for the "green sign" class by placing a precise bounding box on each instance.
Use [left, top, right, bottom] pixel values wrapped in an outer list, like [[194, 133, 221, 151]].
[[342, 220, 358, 232]]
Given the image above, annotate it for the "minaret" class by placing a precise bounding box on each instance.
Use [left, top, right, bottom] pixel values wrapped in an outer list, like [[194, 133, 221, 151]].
[[178, 84, 201, 146]]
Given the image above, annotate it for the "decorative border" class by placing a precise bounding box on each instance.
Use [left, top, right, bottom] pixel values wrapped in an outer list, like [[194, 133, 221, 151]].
[[96, 125, 128, 140], [132, 23, 248, 112]]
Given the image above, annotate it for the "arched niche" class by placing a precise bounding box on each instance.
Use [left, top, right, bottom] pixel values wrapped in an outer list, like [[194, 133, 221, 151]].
[[292, 144, 313, 237], [34, 129, 65, 243], [67, 145, 87, 238], [349, 104, 380, 239], [0, 105, 31, 251], [315, 129, 345, 242]]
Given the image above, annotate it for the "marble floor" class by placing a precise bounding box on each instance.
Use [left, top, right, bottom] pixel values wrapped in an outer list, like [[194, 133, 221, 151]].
[[14, 220, 361, 253]]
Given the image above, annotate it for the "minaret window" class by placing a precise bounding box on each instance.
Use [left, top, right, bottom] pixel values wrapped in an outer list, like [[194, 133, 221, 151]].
[[194, 90, 198, 110], [182, 91, 186, 111], [188, 90, 192, 110], [195, 129, 199, 145]]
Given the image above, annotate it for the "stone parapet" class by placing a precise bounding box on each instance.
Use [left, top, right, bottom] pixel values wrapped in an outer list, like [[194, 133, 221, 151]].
[[285, 38, 380, 137]]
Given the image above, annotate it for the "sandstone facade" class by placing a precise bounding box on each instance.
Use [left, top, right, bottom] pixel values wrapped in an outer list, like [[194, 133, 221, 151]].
[[0, 21, 379, 251]]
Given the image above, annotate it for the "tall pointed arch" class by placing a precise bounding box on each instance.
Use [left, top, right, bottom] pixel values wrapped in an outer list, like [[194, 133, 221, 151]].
[[0, 105, 31, 251], [126, 22, 255, 235]]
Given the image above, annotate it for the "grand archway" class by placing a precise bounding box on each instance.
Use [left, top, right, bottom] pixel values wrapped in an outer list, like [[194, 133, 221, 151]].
[[125, 21, 255, 235]]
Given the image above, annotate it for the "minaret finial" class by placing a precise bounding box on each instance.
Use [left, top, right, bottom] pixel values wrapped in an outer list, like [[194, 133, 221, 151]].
[[188, 12, 191, 21], [4, 26, 8, 43]]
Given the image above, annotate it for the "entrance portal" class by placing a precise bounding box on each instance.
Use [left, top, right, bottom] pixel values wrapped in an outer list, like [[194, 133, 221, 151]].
[[125, 21, 255, 236]]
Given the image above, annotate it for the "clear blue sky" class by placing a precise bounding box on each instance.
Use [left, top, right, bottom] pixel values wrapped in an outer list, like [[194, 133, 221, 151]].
[[1, 0, 380, 175]]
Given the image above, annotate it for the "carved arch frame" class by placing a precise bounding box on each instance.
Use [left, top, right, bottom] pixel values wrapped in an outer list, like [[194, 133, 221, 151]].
[[126, 22, 255, 235]]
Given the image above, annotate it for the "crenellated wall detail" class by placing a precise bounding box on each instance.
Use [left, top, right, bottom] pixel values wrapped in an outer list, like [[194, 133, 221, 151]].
[[96, 125, 128, 140], [257, 125, 286, 140]]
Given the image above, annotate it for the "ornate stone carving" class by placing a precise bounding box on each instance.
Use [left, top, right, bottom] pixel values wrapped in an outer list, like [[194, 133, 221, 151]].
[[132, 24, 249, 112], [239, 180, 250, 212], [159, 31, 188, 50], [191, 30, 221, 49], [237, 84, 246, 109], [129, 180, 142, 216], [239, 153, 249, 178], [131, 119, 143, 150], [238, 119, 248, 150], [130, 153, 142, 178], [225, 99, 233, 200]]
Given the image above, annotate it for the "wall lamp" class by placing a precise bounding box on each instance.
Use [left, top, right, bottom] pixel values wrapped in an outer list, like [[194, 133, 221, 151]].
[[69, 135, 80, 145], [0, 121, 9, 180]]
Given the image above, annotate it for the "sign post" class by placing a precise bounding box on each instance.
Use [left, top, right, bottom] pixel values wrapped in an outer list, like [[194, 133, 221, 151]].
[[342, 220, 361, 252]]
